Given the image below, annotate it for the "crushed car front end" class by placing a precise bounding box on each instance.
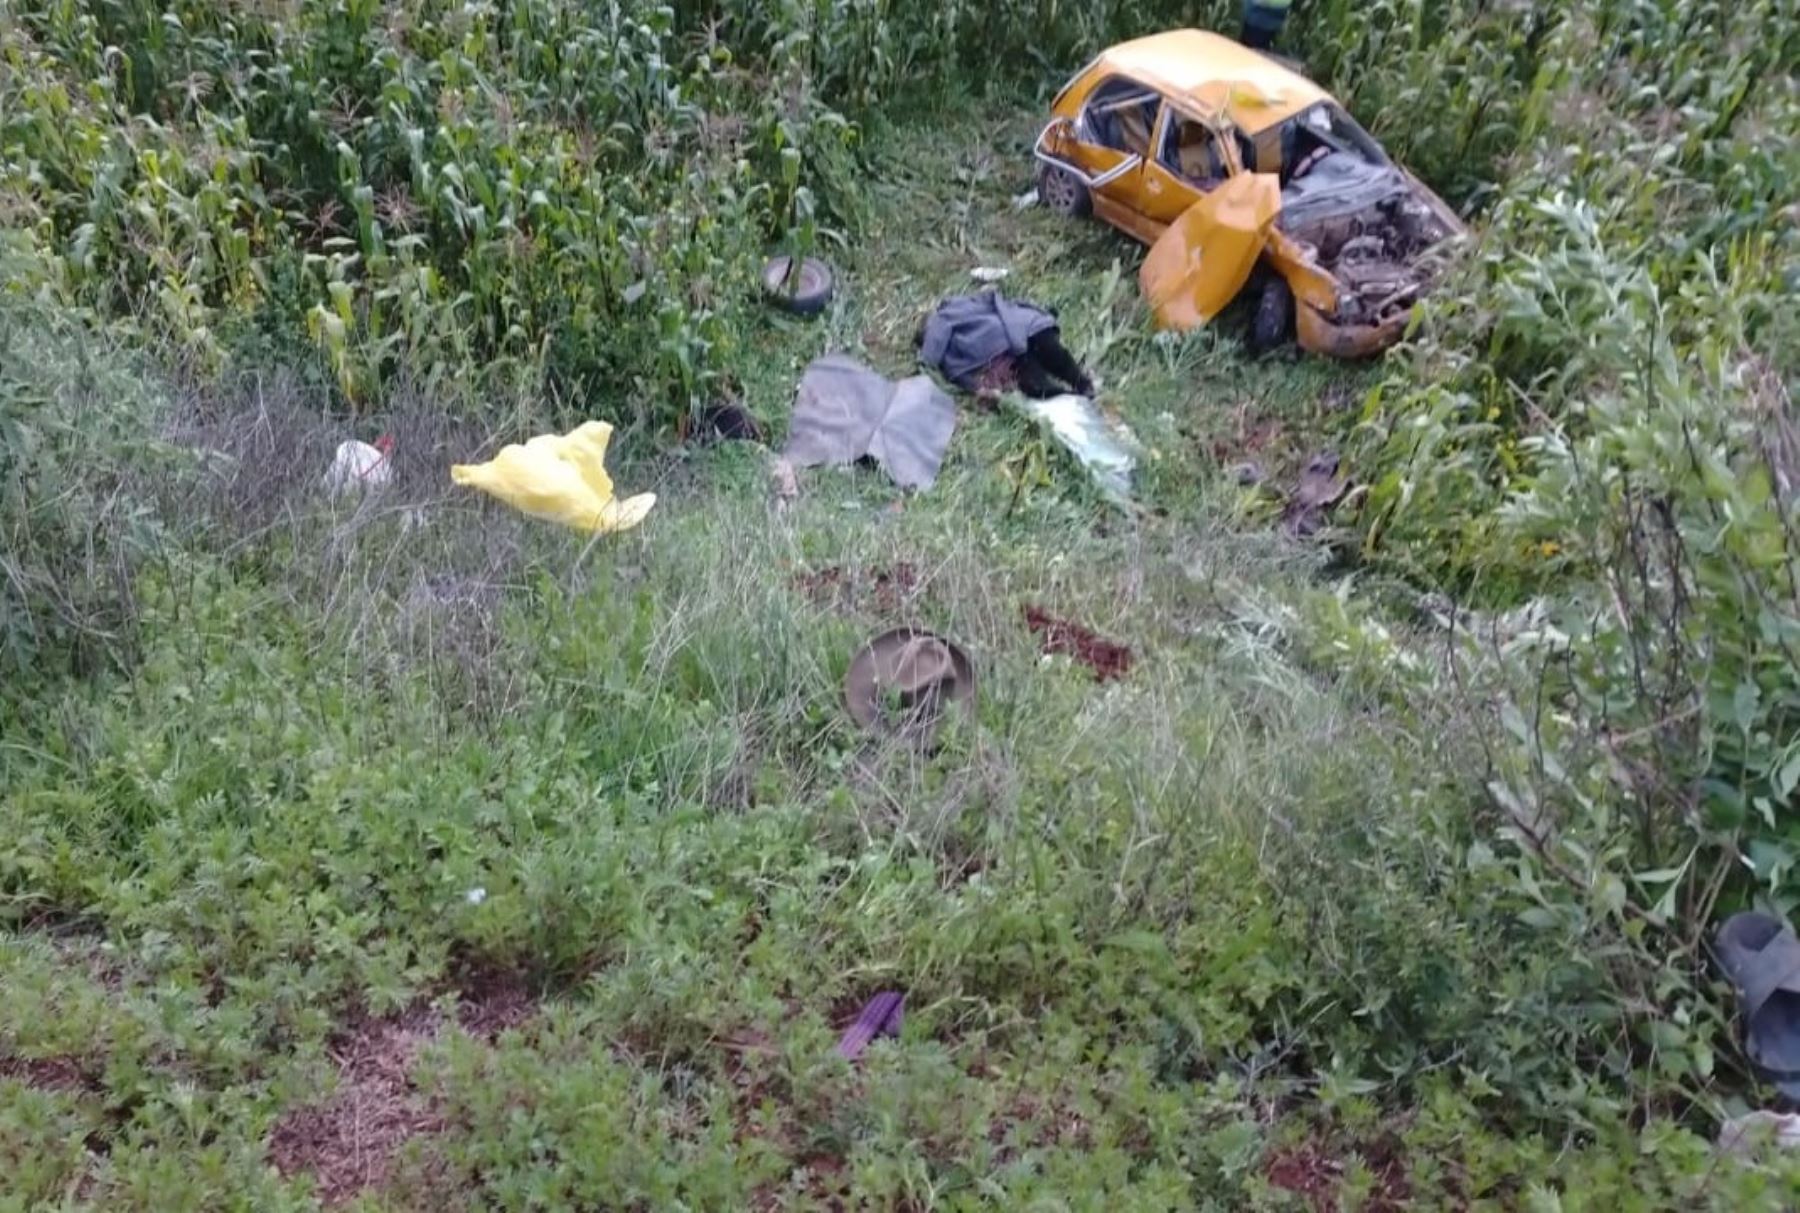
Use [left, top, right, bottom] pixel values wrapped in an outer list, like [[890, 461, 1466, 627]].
[[1263, 132, 1465, 355]]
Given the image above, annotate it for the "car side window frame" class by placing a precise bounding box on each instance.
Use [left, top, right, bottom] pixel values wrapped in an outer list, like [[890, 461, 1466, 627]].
[[1155, 106, 1240, 192], [1075, 75, 1162, 158]]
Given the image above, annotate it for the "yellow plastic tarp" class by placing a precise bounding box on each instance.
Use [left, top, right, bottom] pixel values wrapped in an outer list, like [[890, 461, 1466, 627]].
[[451, 421, 655, 534], [1139, 173, 1282, 331]]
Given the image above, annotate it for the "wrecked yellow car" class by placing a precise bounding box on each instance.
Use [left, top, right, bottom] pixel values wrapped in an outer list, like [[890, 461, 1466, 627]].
[[1034, 29, 1464, 357]]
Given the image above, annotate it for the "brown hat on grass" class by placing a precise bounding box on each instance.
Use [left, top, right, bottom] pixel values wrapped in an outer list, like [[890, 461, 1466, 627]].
[[844, 627, 975, 741]]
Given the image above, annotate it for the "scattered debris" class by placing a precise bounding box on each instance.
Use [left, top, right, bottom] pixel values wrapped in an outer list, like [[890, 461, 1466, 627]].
[[1717, 912, 1800, 1100], [1009, 394, 1139, 504], [1281, 450, 1348, 537], [684, 402, 764, 444], [844, 627, 975, 744], [1023, 606, 1134, 682], [1010, 187, 1039, 211], [1229, 460, 1265, 486], [1321, 380, 1359, 411], [970, 266, 1010, 283], [835, 991, 905, 1060], [450, 420, 655, 534], [784, 355, 957, 490], [770, 453, 801, 504], [1209, 412, 1285, 466], [464, 887, 486, 905], [323, 434, 394, 496], [761, 255, 835, 317], [1720, 1110, 1800, 1156]]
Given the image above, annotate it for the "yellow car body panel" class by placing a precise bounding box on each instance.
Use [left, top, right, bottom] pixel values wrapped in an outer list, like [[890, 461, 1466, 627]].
[[1053, 29, 1328, 137], [1139, 174, 1282, 330], [1263, 230, 1339, 314], [1296, 300, 1409, 358]]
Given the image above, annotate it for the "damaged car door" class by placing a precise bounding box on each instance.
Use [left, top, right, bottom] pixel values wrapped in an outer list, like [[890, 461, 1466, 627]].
[[1138, 171, 1282, 331], [1135, 109, 1237, 227], [1035, 76, 1165, 240]]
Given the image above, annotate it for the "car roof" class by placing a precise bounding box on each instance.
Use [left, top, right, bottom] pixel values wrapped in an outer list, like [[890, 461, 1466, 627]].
[[1065, 29, 1330, 134]]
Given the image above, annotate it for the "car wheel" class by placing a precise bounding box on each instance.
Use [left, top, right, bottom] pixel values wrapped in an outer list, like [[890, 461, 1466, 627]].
[[1038, 164, 1091, 218], [1250, 277, 1295, 354], [761, 256, 834, 316]]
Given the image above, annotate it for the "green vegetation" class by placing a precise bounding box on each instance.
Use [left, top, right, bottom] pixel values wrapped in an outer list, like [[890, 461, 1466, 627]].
[[3, 0, 1799, 1208]]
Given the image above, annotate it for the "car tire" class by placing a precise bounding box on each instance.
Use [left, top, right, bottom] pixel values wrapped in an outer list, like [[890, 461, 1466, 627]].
[[1038, 164, 1091, 218], [762, 256, 834, 316], [1250, 277, 1295, 354]]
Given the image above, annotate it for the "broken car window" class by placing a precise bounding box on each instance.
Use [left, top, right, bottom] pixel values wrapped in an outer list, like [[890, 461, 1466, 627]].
[[1079, 77, 1161, 157], [1160, 115, 1227, 189], [1277, 102, 1391, 181]]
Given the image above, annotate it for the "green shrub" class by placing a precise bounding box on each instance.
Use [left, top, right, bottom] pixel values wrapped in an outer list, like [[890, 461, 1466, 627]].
[[0, 291, 166, 682]]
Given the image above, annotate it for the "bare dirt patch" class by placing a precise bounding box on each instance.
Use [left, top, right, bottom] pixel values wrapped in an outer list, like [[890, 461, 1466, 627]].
[[449, 960, 537, 1040], [269, 966, 542, 1206], [0, 1054, 99, 1094], [268, 1007, 444, 1207], [1264, 1136, 1411, 1212]]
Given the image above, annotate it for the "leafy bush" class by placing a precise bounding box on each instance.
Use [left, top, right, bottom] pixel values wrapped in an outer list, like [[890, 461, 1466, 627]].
[[1333, 0, 1800, 1078], [0, 289, 165, 681]]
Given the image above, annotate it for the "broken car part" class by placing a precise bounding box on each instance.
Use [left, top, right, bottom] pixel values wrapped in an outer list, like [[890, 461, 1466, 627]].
[[783, 355, 957, 490], [836, 992, 905, 1061], [761, 255, 835, 316], [1720, 1111, 1800, 1157]]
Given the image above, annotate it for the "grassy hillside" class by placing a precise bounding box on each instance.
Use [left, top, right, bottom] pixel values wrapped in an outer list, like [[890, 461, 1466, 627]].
[[3, 1, 1799, 1209]]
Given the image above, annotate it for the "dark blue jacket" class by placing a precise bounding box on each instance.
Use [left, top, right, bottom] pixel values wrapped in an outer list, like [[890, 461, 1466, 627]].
[[1244, 0, 1292, 33], [918, 292, 1057, 389]]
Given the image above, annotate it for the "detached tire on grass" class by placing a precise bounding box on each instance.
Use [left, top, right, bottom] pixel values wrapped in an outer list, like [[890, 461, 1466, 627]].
[[1038, 164, 1091, 218], [1250, 277, 1295, 354], [762, 256, 834, 317]]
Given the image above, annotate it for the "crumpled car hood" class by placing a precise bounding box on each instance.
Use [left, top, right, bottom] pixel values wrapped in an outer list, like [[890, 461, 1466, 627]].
[[1276, 154, 1412, 233]]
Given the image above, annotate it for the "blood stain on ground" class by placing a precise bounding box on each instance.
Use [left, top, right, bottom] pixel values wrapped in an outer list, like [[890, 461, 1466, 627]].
[[1023, 605, 1134, 682]]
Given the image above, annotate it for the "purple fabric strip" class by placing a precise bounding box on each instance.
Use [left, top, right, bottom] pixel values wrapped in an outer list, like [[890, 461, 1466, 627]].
[[835, 991, 905, 1060]]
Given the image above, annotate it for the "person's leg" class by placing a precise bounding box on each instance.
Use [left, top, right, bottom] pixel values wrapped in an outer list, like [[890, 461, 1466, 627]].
[[1241, 23, 1272, 48], [1014, 355, 1063, 400], [1026, 328, 1095, 396]]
